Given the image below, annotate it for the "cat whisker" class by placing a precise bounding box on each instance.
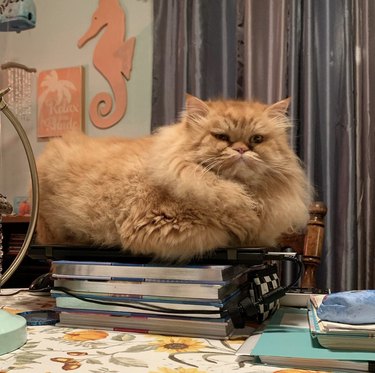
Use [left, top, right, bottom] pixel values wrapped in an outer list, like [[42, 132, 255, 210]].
[[209, 158, 225, 175], [226, 151, 264, 166], [198, 156, 222, 170], [192, 158, 219, 178], [201, 160, 222, 176], [247, 152, 264, 163]]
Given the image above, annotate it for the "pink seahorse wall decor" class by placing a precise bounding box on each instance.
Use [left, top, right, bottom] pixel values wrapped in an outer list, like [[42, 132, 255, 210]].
[[77, 0, 136, 129]]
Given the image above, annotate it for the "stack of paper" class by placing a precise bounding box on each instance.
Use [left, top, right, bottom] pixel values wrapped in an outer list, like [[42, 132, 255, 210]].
[[309, 294, 375, 352]]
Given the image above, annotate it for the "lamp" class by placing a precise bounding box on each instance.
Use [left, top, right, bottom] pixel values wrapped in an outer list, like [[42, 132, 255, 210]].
[[0, 87, 39, 355], [0, 309, 27, 355]]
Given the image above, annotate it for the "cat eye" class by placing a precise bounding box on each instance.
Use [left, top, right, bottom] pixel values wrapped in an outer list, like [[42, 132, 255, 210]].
[[213, 133, 230, 142], [250, 134, 264, 144]]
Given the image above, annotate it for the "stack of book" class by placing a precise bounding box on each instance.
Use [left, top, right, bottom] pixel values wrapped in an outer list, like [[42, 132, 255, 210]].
[[6, 232, 26, 255], [237, 296, 375, 372], [51, 260, 253, 339], [308, 294, 375, 352]]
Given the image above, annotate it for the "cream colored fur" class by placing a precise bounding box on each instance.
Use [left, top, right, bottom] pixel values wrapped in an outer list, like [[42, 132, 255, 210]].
[[35, 96, 312, 261]]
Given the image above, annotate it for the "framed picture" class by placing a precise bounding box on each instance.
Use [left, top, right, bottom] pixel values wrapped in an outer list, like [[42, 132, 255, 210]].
[[37, 66, 84, 138]]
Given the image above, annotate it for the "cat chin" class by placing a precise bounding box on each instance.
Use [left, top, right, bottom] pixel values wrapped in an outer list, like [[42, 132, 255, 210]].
[[220, 159, 264, 181], [221, 168, 262, 186]]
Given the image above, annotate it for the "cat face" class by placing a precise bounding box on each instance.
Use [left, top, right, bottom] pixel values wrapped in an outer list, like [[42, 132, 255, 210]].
[[183, 96, 294, 184]]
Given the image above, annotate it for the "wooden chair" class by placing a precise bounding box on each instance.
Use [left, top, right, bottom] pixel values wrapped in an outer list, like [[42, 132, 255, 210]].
[[278, 201, 327, 289], [2, 201, 327, 290]]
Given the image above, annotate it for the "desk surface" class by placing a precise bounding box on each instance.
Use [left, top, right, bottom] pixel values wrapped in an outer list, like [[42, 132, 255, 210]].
[[0, 290, 313, 373]]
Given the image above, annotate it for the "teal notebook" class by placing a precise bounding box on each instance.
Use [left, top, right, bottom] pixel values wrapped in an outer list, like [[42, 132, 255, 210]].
[[251, 307, 375, 372]]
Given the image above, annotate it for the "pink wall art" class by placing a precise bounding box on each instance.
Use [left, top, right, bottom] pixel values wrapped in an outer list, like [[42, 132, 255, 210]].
[[37, 66, 84, 138], [78, 0, 136, 129]]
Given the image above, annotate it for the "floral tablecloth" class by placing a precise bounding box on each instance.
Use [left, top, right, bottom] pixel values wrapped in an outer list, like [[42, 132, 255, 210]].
[[0, 289, 325, 373]]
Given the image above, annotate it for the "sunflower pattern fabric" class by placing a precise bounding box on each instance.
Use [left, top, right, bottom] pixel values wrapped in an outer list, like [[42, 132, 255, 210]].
[[0, 291, 329, 373]]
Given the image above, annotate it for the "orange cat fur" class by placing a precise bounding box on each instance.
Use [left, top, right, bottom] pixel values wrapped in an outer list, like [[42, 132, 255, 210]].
[[35, 95, 312, 260]]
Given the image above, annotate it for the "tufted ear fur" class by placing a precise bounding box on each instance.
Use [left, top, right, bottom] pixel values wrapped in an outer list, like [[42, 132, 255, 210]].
[[266, 97, 291, 117], [185, 94, 209, 121]]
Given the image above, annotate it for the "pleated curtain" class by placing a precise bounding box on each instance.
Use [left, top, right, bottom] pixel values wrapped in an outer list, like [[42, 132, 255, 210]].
[[151, 0, 375, 291]]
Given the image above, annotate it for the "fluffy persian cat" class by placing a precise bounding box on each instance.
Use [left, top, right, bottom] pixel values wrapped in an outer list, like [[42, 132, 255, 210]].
[[35, 95, 312, 260]]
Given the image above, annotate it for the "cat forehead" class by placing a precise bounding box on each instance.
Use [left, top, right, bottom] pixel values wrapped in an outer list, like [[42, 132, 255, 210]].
[[207, 99, 265, 113], [206, 101, 268, 132]]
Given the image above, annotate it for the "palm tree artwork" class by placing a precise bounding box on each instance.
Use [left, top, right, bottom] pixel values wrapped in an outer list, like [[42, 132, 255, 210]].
[[37, 66, 84, 138]]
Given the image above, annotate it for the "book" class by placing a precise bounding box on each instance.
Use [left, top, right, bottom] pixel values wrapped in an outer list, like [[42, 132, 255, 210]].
[[57, 310, 246, 339], [53, 272, 248, 300], [250, 307, 375, 372], [280, 288, 330, 308], [52, 260, 253, 339], [308, 294, 375, 352], [51, 260, 249, 283], [51, 289, 245, 318]]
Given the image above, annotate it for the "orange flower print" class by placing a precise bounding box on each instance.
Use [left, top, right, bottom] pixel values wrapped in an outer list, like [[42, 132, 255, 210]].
[[63, 329, 108, 341], [2, 307, 22, 314], [149, 336, 206, 353], [51, 358, 76, 363], [67, 351, 88, 356], [62, 362, 81, 371], [50, 357, 81, 371]]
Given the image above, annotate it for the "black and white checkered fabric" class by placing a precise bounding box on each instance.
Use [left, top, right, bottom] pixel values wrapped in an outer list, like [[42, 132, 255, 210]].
[[248, 265, 280, 323]]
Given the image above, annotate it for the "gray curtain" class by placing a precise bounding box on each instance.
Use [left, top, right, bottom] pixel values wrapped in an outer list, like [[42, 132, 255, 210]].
[[152, 0, 240, 131], [152, 0, 187, 129], [244, 0, 288, 104], [294, 0, 374, 291], [354, 0, 375, 290], [244, 0, 375, 291], [152, 0, 375, 292], [297, 0, 357, 291]]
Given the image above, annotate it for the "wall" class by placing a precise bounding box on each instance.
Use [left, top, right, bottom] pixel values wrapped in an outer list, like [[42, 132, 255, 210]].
[[0, 0, 153, 207]]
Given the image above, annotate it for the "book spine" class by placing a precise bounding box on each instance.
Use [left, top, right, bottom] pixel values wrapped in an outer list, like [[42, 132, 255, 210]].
[[58, 323, 152, 334], [51, 290, 228, 306], [307, 301, 320, 336], [55, 305, 223, 319], [54, 279, 229, 299], [52, 262, 235, 281]]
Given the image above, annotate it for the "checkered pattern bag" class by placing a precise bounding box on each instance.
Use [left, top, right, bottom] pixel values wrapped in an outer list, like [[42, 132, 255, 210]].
[[248, 264, 281, 323]]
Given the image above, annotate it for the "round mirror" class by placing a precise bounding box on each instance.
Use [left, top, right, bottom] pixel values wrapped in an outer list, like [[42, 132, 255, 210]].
[[0, 87, 39, 287]]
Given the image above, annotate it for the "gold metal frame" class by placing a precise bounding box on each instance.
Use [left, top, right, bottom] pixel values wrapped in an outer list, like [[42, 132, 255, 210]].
[[0, 87, 39, 286]]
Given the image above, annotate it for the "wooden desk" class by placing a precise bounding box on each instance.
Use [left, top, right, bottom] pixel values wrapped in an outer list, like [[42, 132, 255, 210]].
[[0, 290, 289, 372]]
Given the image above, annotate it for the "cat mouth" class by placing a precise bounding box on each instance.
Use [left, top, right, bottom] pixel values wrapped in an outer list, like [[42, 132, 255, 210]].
[[233, 152, 262, 167], [217, 155, 263, 181], [199, 152, 263, 176]]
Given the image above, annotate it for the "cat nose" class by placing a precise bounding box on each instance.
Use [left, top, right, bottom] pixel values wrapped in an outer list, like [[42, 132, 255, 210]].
[[232, 142, 249, 154]]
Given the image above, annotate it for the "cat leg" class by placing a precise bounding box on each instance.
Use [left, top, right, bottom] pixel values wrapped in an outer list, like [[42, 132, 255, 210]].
[[35, 214, 58, 244], [36, 213, 77, 245], [118, 204, 262, 261], [119, 214, 229, 261]]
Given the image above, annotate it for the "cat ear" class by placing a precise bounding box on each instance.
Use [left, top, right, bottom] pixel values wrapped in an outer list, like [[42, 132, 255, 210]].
[[266, 97, 291, 117], [185, 94, 209, 119]]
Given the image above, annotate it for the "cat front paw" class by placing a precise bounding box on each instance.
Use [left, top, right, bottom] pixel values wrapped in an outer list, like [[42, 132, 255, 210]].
[[221, 208, 262, 246]]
